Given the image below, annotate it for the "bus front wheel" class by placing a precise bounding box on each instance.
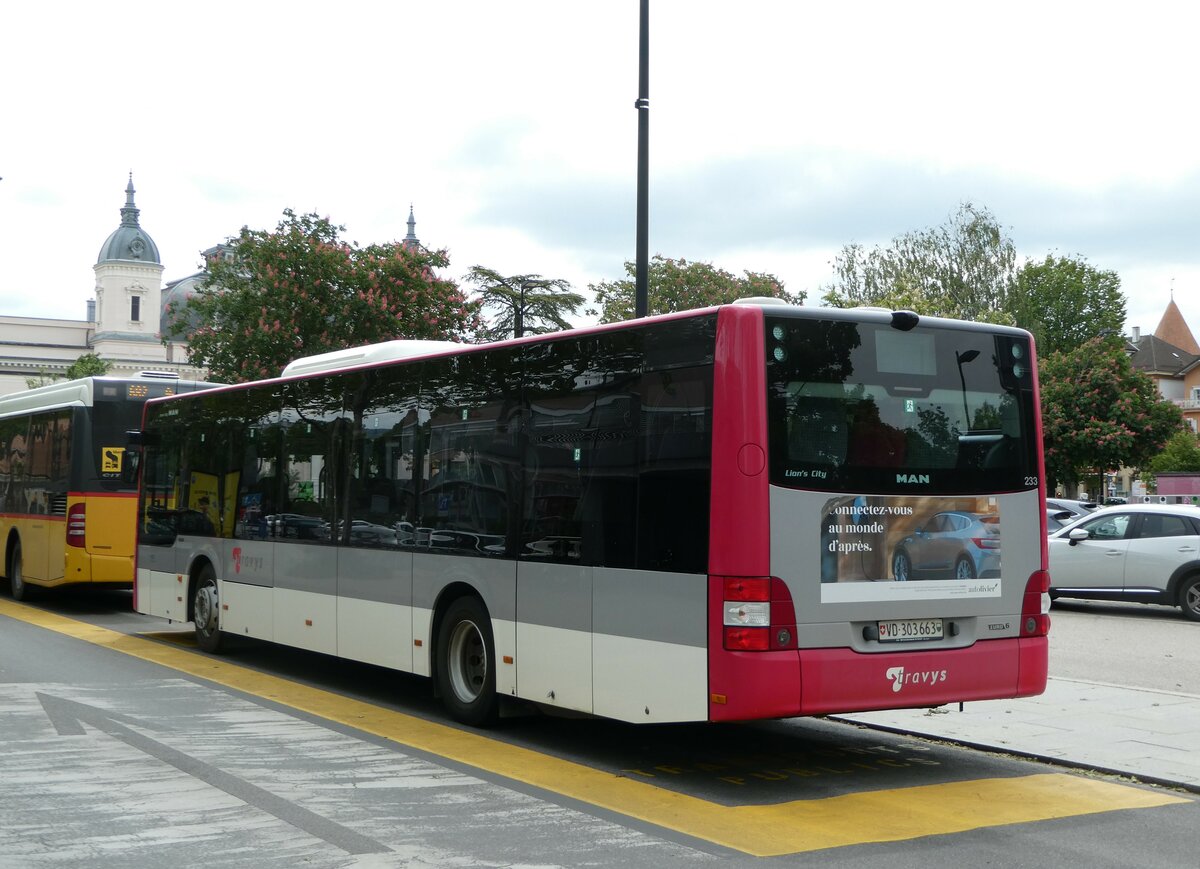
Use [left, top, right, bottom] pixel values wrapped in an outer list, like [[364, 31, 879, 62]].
[[435, 596, 498, 727], [8, 540, 28, 601], [193, 566, 223, 653]]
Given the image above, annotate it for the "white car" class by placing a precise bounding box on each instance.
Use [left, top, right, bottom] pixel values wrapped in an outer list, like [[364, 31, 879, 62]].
[[1047, 503, 1200, 621]]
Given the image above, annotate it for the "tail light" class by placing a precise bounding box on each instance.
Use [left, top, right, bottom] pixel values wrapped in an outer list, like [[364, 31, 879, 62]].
[[1021, 569, 1051, 637], [971, 536, 1001, 549], [67, 503, 86, 548], [720, 576, 797, 651]]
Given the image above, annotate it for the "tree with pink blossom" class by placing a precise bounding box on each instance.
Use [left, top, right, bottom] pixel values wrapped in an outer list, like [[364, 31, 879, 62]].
[[165, 210, 480, 383], [1040, 335, 1184, 497]]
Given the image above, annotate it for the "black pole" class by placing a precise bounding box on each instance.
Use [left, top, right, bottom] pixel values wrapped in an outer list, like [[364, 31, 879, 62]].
[[634, 0, 649, 318]]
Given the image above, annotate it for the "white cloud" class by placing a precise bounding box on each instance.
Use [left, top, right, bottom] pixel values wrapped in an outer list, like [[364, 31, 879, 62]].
[[2, 0, 1199, 341]]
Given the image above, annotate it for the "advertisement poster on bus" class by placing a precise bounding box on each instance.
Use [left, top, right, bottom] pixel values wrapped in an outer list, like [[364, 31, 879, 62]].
[[819, 495, 1002, 603]]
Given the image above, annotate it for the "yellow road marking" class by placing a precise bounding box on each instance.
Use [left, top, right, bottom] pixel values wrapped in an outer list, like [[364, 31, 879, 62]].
[[2, 599, 1189, 856]]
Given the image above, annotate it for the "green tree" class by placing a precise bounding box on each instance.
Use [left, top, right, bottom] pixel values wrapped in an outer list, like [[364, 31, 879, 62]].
[[25, 353, 112, 388], [65, 353, 112, 379], [587, 255, 800, 324], [1040, 336, 1185, 496], [166, 210, 479, 383], [463, 267, 584, 341], [821, 202, 1016, 323], [1007, 254, 1126, 356], [1145, 430, 1200, 474]]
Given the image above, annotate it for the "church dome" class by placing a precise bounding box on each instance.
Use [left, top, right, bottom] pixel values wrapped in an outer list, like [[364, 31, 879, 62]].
[[161, 272, 205, 336], [97, 174, 161, 265]]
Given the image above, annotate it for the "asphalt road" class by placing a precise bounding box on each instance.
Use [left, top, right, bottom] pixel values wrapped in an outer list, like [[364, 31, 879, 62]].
[[1047, 598, 1200, 693], [0, 589, 1196, 868]]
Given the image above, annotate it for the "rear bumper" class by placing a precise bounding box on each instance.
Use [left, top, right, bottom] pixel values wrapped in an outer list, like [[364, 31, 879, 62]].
[[709, 637, 1048, 721]]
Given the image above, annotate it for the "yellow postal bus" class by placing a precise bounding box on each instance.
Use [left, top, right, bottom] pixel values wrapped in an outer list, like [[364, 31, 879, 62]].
[[0, 372, 212, 599]]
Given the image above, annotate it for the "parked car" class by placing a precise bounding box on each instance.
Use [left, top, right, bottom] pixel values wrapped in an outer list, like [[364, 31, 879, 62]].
[[1046, 508, 1075, 533], [1047, 504, 1200, 621], [1046, 498, 1100, 518], [892, 510, 1001, 580]]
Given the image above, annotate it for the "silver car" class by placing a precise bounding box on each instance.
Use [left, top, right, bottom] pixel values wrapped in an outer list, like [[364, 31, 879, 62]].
[[1048, 504, 1200, 621], [892, 510, 1001, 581]]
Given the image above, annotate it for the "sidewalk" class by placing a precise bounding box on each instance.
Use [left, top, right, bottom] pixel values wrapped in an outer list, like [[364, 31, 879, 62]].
[[835, 676, 1200, 791]]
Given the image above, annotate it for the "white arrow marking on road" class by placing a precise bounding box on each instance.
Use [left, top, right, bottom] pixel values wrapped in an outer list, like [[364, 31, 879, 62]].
[[36, 692, 391, 856]]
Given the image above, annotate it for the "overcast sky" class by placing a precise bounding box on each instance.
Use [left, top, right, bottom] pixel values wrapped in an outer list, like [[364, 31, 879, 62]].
[[3, 0, 1198, 343]]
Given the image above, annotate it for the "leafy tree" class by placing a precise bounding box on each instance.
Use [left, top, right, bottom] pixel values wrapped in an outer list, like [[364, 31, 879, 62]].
[[821, 202, 1016, 323], [25, 353, 112, 388], [66, 353, 112, 379], [166, 210, 479, 383], [1145, 430, 1200, 475], [463, 267, 584, 341], [587, 255, 801, 324], [1040, 336, 1184, 496], [1007, 254, 1126, 357]]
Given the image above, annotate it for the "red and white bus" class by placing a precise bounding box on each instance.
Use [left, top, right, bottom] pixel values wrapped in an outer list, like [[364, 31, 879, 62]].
[[134, 302, 1049, 725]]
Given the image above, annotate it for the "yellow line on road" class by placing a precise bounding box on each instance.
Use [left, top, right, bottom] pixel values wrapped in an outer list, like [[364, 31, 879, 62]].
[[2, 599, 1189, 857]]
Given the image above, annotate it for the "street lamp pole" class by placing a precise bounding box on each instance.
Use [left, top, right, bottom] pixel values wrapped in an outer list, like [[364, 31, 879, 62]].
[[634, 0, 649, 319]]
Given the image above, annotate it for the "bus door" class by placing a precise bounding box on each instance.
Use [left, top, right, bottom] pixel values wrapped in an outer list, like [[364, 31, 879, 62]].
[[22, 410, 71, 581]]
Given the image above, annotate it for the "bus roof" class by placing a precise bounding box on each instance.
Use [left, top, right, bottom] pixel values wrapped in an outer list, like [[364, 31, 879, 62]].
[[0, 372, 212, 418], [281, 340, 464, 378]]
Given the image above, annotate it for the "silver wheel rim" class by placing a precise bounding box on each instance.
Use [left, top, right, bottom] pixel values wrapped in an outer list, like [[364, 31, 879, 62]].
[[195, 581, 218, 636], [447, 619, 487, 704], [1186, 583, 1200, 615], [894, 554, 908, 581], [956, 559, 973, 579]]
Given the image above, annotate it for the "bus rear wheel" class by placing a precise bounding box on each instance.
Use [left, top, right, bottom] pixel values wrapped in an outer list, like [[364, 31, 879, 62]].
[[8, 540, 28, 601], [435, 596, 498, 727], [193, 565, 223, 652]]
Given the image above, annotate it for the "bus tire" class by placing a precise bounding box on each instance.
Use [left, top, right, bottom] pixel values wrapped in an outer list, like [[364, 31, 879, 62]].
[[9, 539, 28, 601], [1179, 575, 1200, 622], [954, 555, 976, 580], [193, 565, 224, 653], [435, 596, 498, 727]]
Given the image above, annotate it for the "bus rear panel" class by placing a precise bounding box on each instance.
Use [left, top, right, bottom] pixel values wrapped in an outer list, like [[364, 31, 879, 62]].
[[707, 304, 1048, 721]]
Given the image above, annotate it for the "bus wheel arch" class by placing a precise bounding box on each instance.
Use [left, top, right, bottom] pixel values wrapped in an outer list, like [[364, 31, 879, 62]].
[[433, 589, 498, 727], [189, 560, 223, 652]]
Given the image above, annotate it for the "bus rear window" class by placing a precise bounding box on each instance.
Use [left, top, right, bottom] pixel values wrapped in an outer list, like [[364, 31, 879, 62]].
[[765, 316, 1038, 495]]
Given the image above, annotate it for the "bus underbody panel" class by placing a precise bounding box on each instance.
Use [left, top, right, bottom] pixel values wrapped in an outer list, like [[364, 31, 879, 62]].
[[708, 638, 1043, 721]]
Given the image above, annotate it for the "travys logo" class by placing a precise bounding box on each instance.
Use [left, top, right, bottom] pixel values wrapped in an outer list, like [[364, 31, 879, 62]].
[[231, 547, 264, 574], [885, 666, 948, 693]]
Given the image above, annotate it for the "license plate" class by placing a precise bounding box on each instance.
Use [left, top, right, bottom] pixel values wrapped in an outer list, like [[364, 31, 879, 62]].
[[878, 618, 943, 642]]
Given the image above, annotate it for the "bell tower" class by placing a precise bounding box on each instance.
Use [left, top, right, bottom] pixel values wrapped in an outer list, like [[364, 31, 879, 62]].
[[91, 174, 166, 360]]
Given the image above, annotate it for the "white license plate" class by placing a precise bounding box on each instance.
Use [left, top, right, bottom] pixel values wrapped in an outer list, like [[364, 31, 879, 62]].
[[878, 618, 943, 642]]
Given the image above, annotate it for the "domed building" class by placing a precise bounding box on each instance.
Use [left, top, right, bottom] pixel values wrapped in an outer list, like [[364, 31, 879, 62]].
[[0, 175, 206, 395]]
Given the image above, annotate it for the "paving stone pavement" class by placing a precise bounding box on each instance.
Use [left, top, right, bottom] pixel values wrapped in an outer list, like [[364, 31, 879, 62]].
[[836, 676, 1200, 791]]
